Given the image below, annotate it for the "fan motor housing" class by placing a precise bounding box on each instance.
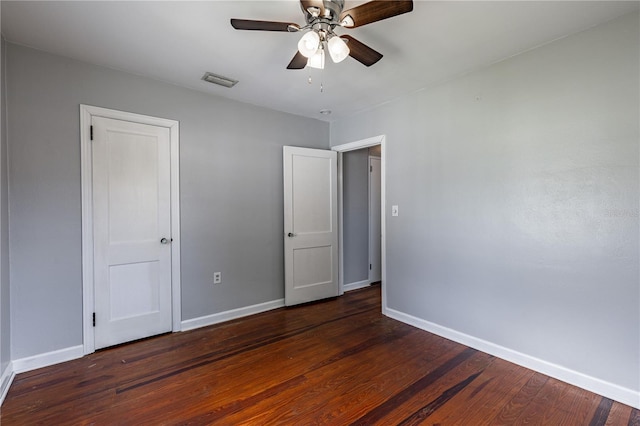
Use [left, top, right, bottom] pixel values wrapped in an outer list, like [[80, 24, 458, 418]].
[[302, 0, 344, 23]]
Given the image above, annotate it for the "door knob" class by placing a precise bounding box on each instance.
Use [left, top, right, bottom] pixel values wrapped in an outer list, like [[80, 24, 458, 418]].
[[287, 232, 296, 238], [160, 237, 172, 244]]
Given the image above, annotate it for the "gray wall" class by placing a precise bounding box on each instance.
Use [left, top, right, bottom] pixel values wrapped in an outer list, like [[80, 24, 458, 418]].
[[6, 43, 329, 359], [343, 148, 369, 284], [1, 33, 11, 376], [331, 12, 639, 393]]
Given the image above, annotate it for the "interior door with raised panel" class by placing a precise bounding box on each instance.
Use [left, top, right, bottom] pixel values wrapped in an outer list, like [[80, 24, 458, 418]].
[[92, 116, 172, 349], [283, 146, 339, 306]]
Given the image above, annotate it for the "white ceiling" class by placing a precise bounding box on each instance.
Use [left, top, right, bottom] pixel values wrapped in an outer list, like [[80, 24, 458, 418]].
[[2, 1, 638, 122]]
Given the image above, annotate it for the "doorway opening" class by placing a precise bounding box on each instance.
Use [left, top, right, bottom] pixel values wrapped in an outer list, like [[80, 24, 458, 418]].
[[332, 135, 386, 307]]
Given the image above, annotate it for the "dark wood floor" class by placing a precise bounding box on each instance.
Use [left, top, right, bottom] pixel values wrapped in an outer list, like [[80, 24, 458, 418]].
[[2, 285, 638, 425]]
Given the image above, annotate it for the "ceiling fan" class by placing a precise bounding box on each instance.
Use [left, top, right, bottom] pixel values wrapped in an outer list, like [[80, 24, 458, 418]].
[[230, 0, 413, 70]]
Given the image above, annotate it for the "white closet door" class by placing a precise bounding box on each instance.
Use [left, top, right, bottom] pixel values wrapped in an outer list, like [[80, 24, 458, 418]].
[[283, 146, 338, 306], [92, 116, 172, 349]]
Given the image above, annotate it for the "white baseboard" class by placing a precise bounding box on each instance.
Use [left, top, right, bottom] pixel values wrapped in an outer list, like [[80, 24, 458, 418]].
[[12, 345, 84, 375], [181, 298, 285, 332], [384, 307, 640, 409], [343, 280, 371, 292], [0, 361, 15, 406]]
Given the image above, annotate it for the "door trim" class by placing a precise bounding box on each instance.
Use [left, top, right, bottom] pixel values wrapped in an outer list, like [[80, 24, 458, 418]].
[[332, 135, 386, 306], [80, 105, 181, 355]]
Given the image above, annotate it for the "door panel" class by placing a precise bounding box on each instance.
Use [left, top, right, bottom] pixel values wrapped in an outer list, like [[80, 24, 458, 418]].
[[93, 116, 172, 349], [293, 245, 333, 288], [292, 154, 333, 233], [284, 146, 338, 306], [109, 261, 160, 320]]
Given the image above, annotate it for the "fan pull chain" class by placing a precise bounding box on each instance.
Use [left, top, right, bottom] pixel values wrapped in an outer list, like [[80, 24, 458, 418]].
[[306, 74, 324, 94]]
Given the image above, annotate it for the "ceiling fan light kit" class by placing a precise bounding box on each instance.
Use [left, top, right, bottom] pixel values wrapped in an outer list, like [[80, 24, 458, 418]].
[[231, 0, 413, 70], [297, 29, 349, 69]]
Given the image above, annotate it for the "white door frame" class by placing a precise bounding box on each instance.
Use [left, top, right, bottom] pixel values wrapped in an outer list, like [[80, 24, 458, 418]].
[[80, 104, 181, 355], [332, 135, 386, 305]]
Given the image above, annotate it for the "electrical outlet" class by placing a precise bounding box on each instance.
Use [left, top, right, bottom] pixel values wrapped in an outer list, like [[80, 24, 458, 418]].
[[213, 272, 222, 284]]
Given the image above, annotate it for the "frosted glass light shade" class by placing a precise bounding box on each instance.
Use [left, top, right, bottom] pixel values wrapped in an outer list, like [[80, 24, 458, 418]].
[[298, 31, 320, 58], [307, 48, 325, 69], [328, 36, 349, 63]]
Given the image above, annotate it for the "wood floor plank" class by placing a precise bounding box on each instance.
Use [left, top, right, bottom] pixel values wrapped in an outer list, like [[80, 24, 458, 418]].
[[2, 285, 638, 425], [590, 398, 614, 426], [491, 371, 549, 424], [426, 356, 535, 424], [349, 347, 479, 425], [513, 377, 573, 425], [542, 382, 600, 425], [377, 351, 496, 425], [303, 334, 465, 425], [605, 402, 633, 426]]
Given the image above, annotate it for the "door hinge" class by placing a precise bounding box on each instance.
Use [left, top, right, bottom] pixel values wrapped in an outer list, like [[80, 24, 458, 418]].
[[90, 125, 94, 141], [92, 312, 96, 327], [370, 264, 372, 270], [370, 165, 373, 172]]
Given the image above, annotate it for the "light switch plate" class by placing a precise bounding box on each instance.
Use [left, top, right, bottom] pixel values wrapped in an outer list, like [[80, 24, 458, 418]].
[[392, 205, 399, 217]]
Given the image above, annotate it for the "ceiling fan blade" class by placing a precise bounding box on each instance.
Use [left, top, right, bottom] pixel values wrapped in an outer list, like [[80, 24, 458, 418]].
[[300, 0, 325, 17], [342, 35, 383, 67], [339, 0, 413, 28], [287, 51, 308, 69], [230, 19, 300, 32]]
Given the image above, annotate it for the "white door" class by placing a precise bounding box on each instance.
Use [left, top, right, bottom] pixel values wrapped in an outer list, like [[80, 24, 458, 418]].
[[369, 156, 382, 282], [283, 146, 339, 306], [92, 116, 173, 349]]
